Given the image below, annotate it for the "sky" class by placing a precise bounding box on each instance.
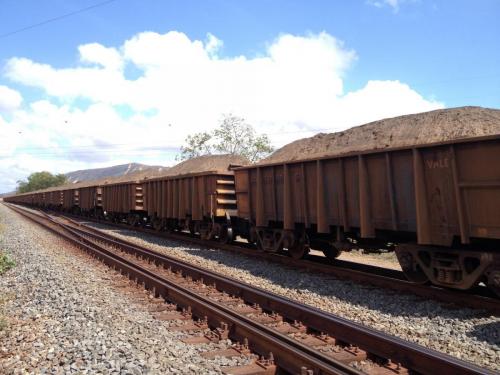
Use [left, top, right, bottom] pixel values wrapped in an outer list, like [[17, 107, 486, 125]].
[[0, 0, 499, 193]]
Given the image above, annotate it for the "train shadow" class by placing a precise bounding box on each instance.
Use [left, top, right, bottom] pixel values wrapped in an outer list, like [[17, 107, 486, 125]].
[[467, 321, 500, 346], [89, 223, 495, 321]]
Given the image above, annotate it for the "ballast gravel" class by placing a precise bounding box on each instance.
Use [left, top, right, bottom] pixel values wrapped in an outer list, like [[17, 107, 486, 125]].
[[0, 204, 244, 374], [85, 222, 500, 372]]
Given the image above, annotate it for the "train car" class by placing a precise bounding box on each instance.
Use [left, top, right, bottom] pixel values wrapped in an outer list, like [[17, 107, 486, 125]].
[[101, 181, 145, 224], [3, 192, 30, 205], [233, 135, 500, 295], [28, 192, 37, 207], [4, 136, 498, 295], [44, 190, 63, 209], [143, 171, 238, 241], [37, 192, 46, 208], [32, 192, 43, 207], [61, 188, 79, 212], [78, 185, 102, 216]]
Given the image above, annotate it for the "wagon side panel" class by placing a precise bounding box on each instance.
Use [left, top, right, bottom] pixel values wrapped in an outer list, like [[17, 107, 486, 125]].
[[322, 159, 343, 229], [455, 139, 500, 240], [365, 153, 393, 231], [261, 167, 277, 224], [391, 150, 417, 232], [343, 157, 360, 230], [303, 161, 317, 228], [413, 146, 459, 246], [234, 169, 251, 220]]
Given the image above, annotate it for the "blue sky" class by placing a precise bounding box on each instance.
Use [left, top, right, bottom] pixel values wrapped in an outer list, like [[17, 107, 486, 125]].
[[2, 0, 499, 107], [0, 0, 499, 192]]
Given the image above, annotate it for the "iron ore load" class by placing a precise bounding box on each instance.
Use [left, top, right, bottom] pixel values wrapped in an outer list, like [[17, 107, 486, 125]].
[[5, 106, 500, 296]]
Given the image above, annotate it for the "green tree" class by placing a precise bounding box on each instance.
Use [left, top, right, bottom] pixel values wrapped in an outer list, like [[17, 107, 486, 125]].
[[179, 114, 274, 162], [178, 131, 213, 160], [17, 171, 67, 193]]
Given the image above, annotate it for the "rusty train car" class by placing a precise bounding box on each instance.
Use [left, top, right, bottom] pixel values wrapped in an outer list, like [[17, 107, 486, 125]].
[[233, 135, 500, 295], [143, 171, 238, 241], [4, 135, 500, 296], [5, 168, 240, 242]]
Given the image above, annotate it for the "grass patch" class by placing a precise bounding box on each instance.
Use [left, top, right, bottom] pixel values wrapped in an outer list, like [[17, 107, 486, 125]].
[[0, 252, 15, 275]]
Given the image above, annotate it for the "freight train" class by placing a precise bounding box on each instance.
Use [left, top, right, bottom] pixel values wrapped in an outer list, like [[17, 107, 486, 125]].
[[5, 134, 500, 297]]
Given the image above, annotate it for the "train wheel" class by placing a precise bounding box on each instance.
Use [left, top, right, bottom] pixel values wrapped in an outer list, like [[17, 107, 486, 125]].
[[164, 220, 176, 233], [321, 243, 341, 261], [200, 222, 213, 241], [188, 221, 196, 235], [152, 218, 163, 231], [486, 269, 500, 298], [395, 248, 428, 284], [288, 243, 309, 260], [194, 222, 201, 236], [127, 215, 139, 227], [489, 284, 500, 298], [218, 225, 234, 244]]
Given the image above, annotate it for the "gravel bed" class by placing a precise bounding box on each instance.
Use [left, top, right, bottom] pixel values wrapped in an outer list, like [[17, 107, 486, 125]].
[[335, 249, 400, 271], [85, 222, 500, 372], [0, 204, 251, 374]]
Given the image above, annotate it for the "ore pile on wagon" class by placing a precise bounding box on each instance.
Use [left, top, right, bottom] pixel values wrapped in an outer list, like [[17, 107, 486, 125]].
[[5, 106, 500, 297]]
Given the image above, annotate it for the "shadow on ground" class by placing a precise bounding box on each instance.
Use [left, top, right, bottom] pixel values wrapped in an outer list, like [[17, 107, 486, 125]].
[[467, 321, 500, 346]]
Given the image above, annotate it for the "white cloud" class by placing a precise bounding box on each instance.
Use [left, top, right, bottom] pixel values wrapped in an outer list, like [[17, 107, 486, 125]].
[[205, 33, 223, 57], [366, 0, 415, 12], [0, 30, 443, 192], [337, 80, 440, 125], [79, 43, 123, 71], [0, 85, 22, 112]]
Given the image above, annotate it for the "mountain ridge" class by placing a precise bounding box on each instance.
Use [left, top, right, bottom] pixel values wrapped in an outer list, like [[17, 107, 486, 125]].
[[65, 163, 165, 183]]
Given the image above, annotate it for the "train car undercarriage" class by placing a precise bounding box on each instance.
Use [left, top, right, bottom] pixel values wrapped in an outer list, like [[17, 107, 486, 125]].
[[236, 222, 500, 297], [11, 201, 500, 297]]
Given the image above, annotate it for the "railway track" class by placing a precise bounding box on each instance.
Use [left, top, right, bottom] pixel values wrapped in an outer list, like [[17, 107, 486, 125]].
[[5, 203, 495, 375], [31, 206, 500, 315]]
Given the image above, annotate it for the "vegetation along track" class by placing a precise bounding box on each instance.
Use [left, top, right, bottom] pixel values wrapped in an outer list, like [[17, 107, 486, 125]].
[[5, 203, 495, 375], [31, 206, 500, 315]]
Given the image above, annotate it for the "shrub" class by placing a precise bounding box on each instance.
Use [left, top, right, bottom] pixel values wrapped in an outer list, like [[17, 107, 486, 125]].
[[0, 252, 15, 275]]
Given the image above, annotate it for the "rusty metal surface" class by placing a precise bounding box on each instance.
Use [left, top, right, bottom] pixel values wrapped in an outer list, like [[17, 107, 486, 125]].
[[78, 186, 99, 210], [235, 136, 500, 246], [7, 203, 494, 375], [101, 182, 144, 213], [143, 172, 236, 220]]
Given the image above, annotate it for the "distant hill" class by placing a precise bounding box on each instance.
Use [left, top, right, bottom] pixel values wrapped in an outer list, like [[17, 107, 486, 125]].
[[3, 157, 249, 196], [65, 163, 166, 183], [1, 163, 170, 196]]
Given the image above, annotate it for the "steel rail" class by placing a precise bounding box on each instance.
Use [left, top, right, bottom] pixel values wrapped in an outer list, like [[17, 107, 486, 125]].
[[62, 217, 496, 375], [7, 204, 494, 375], [7, 204, 361, 374], [47, 208, 500, 314]]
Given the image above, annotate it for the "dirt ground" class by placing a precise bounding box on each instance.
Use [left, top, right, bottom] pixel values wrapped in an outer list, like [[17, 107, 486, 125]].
[[309, 248, 402, 270]]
